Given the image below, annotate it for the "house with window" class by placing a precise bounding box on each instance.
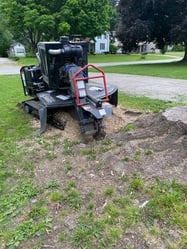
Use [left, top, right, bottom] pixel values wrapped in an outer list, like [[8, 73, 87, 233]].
[[139, 42, 160, 54], [94, 33, 110, 54], [9, 42, 26, 57]]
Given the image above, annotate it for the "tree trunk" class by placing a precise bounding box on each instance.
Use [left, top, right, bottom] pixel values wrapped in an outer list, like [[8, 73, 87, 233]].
[[182, 42, 187, 63]]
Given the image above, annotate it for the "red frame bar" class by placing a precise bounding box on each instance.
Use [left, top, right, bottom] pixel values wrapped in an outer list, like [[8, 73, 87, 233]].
[[73, 64, 109, 106]]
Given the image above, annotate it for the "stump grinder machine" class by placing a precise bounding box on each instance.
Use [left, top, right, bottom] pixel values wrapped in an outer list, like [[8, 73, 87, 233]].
[[20, 36, 118, 137]]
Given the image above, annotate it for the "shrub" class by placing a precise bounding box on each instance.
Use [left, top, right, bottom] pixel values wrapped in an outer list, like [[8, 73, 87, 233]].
[[109, 43, 118, 54]]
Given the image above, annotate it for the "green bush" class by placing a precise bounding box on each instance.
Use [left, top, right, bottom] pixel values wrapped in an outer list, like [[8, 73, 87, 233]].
[[109, 43, 118, 54], [160, 46, 167, 54], [0, 34, 12, 57], [172, 44, 184, 52], [9, 56, 20, 61], [0, 21, 13, 57]]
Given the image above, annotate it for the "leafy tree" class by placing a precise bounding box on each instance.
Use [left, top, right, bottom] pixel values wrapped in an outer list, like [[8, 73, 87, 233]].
[[109, 0, 119, 32], [0, 0, 113, 53], [117, 0, 151, 53], [167, 0, 187, 61], [117, 0, 187, 60], [0, 12, 12, 57], [58, 0, 113, 39], [1, 0, 55, 53]]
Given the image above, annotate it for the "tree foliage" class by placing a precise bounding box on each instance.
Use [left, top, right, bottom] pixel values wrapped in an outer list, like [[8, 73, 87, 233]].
[[117, 0, 152, 52], [117, 0, 187, 59], [109, 0, 119, 32], [58, 0, 113, 38], [1, 0, 56, 52], [0, 12, 12, 57], [0, 0, 113, 53]]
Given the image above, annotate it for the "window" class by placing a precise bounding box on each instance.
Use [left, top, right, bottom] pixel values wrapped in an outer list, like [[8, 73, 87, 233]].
[[16, 48, 24, 53], [100, 43, 105, 50]]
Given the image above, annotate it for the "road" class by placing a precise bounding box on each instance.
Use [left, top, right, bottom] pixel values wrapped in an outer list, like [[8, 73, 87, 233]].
[[0, 57, 21, 74], [94, 56, 187, 103], [102, 73, 187, 103], [0, 57, 187, 103]]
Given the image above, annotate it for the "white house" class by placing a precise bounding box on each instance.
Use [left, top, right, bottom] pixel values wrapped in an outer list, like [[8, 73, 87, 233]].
[[9, 43, 26, 57], [139, 42, 160, 54], [94, 33, 110, 54]]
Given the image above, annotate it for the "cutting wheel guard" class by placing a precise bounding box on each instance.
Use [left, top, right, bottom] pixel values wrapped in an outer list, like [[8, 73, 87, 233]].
[[73, 64, 109, 106]]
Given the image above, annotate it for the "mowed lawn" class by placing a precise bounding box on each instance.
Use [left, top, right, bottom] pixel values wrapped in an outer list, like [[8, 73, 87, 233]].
[[18, 52, 180, 66], [0, 75, 32, 140], [102, 62, 187, 79]]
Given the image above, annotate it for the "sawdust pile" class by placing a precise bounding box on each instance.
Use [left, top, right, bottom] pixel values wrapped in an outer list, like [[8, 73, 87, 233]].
[[30, 106, 141, 141]]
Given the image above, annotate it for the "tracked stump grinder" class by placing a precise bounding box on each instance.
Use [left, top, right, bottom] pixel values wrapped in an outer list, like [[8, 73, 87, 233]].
[[20, 37, 118, 137]]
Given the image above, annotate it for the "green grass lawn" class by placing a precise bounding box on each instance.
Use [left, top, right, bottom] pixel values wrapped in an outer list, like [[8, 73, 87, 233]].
[[0, 75, 32, 141], [118, 92, 178, 112], [165, 51, 184, 57], [17, 56, 38, 66], [17, 52, 182, 66], [88, 53, 178, 63], [102, 62, 187, 79]]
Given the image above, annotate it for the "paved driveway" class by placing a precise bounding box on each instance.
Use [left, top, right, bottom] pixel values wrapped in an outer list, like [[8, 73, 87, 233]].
[[94, 57, 187, 103], [104, 73, 187, 103], [0, 58, 21, 74], [0, 57, 187, 103]]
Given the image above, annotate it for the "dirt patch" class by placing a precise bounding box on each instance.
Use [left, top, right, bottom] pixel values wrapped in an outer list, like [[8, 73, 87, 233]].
[[30, 106, 140, 141], [17, 106, 187, 249], [109, 110, 187, 184]]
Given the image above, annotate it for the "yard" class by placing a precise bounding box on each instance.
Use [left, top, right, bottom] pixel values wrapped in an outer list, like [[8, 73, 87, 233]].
[[0, 54, 187, 249]]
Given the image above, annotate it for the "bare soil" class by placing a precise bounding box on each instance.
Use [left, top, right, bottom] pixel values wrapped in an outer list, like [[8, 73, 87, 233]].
[[18, 106, 187, 249]]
